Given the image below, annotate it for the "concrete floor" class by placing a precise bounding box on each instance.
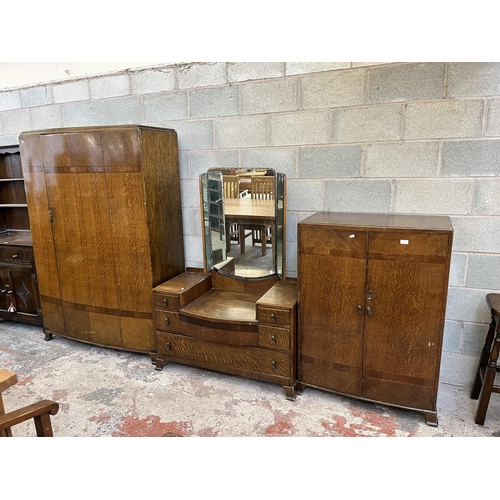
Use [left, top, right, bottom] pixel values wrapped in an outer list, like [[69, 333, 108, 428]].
[[1, 319, 499, 438]]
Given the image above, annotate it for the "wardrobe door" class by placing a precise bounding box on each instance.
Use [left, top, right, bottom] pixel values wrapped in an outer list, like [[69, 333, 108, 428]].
[[362, 231, 450, 410], [298, 226, 367, 396], [20, 134, 64, 334], [45, 171, 119, 310]]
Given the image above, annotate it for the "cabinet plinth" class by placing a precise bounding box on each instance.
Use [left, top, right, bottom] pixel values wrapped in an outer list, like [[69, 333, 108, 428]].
[[297, 212, 453, 425]]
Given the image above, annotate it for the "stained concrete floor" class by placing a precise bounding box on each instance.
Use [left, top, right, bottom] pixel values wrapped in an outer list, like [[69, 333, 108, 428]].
[[1, 320, 499, 438]]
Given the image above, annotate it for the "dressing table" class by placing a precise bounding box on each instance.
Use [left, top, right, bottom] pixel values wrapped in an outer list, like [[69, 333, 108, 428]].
[[151, 169, 298, 400]]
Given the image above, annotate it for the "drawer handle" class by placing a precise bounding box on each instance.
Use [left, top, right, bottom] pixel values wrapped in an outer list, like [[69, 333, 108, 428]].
[[357, 305, 363, 316], [164, 317, 170, 326], [12, 254, 18, 259], [271, 360, 277, 370], [271, 335, 276, 345], [270, 313, 276, 322], [367, 306, 374, 317], [163, 298, 169, 307], [166, 341, 172, 351]]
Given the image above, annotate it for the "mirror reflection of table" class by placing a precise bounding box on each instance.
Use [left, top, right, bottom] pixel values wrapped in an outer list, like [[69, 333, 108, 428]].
[[223, 198, 276, 254]]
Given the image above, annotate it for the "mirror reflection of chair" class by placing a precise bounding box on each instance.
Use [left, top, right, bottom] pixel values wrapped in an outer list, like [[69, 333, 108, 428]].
[[0, 369, 59, 437], [240, 175, 275, 256], [223, 175, 241, 249]]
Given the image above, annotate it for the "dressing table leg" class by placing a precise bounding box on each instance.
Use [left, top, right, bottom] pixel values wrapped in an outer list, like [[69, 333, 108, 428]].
[[284, 384, 297, 401], [155, 358, 167, 371]]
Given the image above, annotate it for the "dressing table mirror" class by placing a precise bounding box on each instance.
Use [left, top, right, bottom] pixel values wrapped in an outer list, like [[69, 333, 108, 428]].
[[151, 169, 298, 400], [200, 168, 286, 279]]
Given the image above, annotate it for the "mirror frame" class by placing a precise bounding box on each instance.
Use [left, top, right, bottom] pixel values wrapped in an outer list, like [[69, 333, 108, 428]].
[[199, 169, 286, 280]]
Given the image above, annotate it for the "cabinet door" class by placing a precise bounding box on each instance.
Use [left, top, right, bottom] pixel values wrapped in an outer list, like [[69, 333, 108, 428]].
[[298, 226, 367, 396], [362, 231, 450, 411], [0, 265, 41, 323]]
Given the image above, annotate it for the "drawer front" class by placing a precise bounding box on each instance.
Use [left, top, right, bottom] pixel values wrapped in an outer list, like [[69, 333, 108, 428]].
[[154, 311, 180, 332], [368, 232, 450, 259], [257, 306, 290, 326], [153, 293, 179, 311], [258, 325, 290, 351], [0, 247, 33, 264], [156, 331, 291, 378]]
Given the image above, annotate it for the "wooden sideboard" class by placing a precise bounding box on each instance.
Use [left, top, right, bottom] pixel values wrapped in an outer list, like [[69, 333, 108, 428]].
[[297, 212, 453, 425], [152, 270, 298, 400], [19, 125, 185, 352]]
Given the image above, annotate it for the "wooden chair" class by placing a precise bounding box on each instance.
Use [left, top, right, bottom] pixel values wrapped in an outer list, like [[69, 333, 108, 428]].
[[470, 294, 500, 425], [251, 176, 274, 200], [244, 176, 275, 256], [223, 175, 240, 199], [223, 175, 241, 249], [0, 368, 59, 437]]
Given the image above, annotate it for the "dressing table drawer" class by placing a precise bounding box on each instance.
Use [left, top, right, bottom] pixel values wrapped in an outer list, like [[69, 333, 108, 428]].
[[156, 331, 292, 379], [153, 294, 179, 312], [258, 325, 290, 351], [154, 311, 180, 332], [257, 307, 290, 327]]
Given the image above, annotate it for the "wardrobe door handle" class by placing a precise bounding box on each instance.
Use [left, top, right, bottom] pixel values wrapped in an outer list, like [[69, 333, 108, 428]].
[[357, 305, 363, 316], [367, 306, 374, 317]]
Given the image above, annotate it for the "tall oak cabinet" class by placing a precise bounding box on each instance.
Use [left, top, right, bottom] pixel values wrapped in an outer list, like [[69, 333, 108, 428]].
[[19, 125, 185, 353], [297, 212, 453, 425]]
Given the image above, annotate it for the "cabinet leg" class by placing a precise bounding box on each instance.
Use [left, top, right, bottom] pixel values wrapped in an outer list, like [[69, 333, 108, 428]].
[[283, 384, 296, 401], [295, 382, 306, 395], [43, 330, 53, 341], [424, 411, 438, 427]]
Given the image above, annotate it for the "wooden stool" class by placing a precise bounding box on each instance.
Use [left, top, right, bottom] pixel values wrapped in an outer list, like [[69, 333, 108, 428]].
[[470, 294, 500, 425]]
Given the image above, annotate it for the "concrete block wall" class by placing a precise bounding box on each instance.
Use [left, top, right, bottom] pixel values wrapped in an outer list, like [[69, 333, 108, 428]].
[[1, 61, 499, 390]]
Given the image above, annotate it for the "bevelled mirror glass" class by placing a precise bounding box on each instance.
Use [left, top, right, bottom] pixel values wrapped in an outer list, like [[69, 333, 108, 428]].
[[200, 168, 286, 280]]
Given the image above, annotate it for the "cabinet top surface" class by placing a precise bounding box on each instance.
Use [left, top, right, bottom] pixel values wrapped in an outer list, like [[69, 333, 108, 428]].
[[299, 212, 453, 232], [0, 145, 19, 154], [154, 271, 210, 295], [256, 281, 298, 308], [19, 125, 176, 136]]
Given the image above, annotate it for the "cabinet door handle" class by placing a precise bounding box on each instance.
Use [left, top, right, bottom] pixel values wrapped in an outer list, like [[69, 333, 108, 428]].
[[357, 305, 363, 316], [367, 306, 374, 317]]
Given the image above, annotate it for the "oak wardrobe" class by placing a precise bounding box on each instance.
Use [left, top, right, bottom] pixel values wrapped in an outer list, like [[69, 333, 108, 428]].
[[19, 125, 185, 353]]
